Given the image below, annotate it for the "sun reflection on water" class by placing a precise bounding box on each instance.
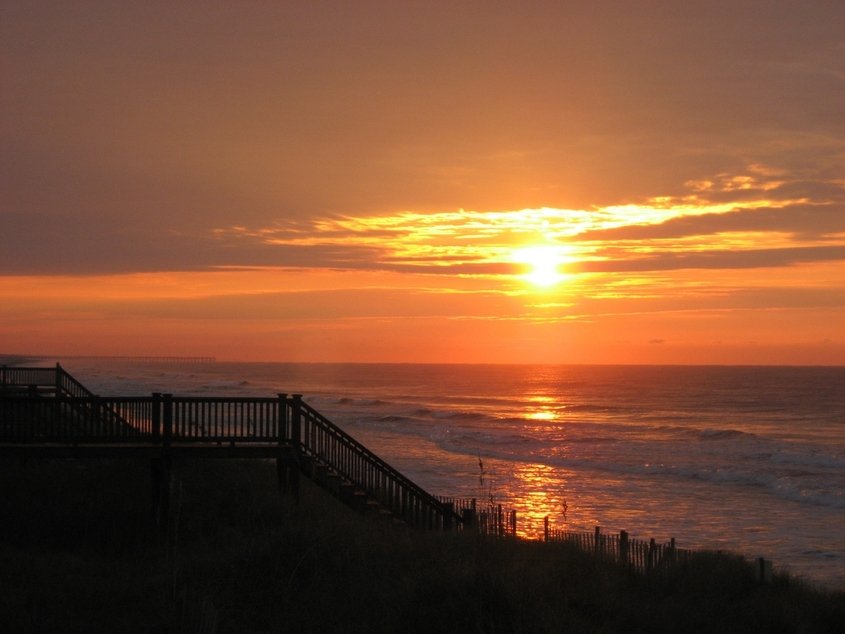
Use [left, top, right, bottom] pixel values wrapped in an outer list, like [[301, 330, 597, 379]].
[[500, 462, 573, 539], [525, 394, 562, 423]]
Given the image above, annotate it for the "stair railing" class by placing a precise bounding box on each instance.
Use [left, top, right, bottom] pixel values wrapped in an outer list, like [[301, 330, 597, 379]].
[[294, 398, 461, 530]]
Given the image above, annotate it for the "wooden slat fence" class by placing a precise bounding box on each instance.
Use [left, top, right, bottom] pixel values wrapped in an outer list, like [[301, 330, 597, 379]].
[[438, 497, 518, 537], [543, 521, 692, 575]]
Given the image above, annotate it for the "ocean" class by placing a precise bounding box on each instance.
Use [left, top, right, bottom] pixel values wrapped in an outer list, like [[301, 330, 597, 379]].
[[51, 359, 845, 590]]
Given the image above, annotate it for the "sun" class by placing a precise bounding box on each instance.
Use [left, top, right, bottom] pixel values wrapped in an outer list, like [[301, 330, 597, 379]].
[[512, 245, 569, 287]]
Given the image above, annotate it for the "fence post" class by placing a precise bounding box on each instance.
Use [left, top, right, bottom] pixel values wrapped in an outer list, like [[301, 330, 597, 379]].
[[55, 362, 62, 395], [510, 509, 517, 537], [594, 526, 602, 557], [647, 538, 656, 572], [620, 530, 629, 566], [544, 516, 550, 542], [162, 394, 173, 446], [669, 537, 676, 565], [756, 558, 773, 584], [462, 498, 477, 532]]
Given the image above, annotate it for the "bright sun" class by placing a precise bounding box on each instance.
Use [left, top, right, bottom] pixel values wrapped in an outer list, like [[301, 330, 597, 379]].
[[512, 246, 568, 287]]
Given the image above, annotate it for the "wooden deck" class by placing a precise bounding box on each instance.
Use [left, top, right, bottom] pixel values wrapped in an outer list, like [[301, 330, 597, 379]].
[[0, 442, 293, 459], [0, 364, 468, 533]]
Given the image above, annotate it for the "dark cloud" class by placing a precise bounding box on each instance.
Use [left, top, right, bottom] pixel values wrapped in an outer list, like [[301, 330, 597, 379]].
[[0, 212, 386, 275], [576, 245, 845, 273], [575, 201, 845, 242]]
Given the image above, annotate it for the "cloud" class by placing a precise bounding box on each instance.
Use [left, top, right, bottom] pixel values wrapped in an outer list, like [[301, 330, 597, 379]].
[[2, 2, 844, 280], [574, 202, 845, 242], [577, 245, 845, 273]]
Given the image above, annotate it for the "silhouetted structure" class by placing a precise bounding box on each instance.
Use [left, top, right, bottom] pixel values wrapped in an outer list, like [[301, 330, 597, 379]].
[[0, 364, 470, 535]]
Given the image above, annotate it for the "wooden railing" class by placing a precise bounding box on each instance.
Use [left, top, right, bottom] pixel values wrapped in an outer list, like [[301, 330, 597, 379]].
[[0, 366, 61, 393], [57, 366, 98, 399], [165, 394, 285, 443], [0, 396, 149, 441], [0, 368, 463, 530], [295, 398, 461, 530]]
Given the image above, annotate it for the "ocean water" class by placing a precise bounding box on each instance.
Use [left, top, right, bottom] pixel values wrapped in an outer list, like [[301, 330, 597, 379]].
[[56, 360, 845, 590]]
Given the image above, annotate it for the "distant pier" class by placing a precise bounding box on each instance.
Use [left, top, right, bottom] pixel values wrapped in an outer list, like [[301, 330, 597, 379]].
[[60, 356, 217, 364]]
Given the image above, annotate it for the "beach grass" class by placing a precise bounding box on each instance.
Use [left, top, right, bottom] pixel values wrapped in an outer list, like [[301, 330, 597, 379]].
[[1, 458, 843, 633]]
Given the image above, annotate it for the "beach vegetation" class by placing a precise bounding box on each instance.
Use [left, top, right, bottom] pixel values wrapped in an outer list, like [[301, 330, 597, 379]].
[[1, 458, 842, 633]]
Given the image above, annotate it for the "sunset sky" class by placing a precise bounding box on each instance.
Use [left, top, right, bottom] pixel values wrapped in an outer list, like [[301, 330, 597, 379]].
[[2, 1, 844, 364]]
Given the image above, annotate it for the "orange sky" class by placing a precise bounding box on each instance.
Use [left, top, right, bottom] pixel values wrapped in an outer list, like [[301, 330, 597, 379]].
[[2, 2, 844, 364]]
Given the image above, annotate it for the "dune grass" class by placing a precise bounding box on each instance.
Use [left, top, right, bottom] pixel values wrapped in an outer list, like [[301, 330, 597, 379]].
[[0, 458, 842, 633]]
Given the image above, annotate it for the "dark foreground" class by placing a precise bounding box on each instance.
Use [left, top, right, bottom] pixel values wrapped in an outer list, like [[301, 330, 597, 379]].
[[0, 459, 842, 633]]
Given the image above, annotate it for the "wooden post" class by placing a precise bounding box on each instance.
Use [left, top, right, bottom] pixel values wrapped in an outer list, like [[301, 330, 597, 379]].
[[55, 362, 62, 395], [152, 393, 162, 442], [461, 498, 476, 532], [510, 509, 517, 537], [277, 393, 287, 444], [594, 526, 602, 556], [290, 394, 302, 449], [544, 516, 550, 542], [647, 538, 656, 571], [756, 558, 773, 584], [620, 530, 629, 566], [92, 395, 101, 438], [162, 394, 173, 446], [669, 537, 676, 565]]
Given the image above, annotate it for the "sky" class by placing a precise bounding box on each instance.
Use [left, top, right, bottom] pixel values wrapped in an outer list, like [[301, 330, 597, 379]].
[[1, 0, 844, 364]]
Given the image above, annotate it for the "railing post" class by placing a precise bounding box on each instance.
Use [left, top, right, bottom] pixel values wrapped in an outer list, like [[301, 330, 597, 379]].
[[290, 394, 302, 449], [277, 394, 287, 444], [91, 395, 101, 438], [594, 526, 602, 557], [162, 394, 173, 446], [544, 515, 550, 542], [152, 393, 162, 442]]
